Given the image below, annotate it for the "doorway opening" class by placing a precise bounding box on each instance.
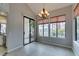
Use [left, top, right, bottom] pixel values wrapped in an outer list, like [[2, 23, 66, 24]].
[[23, 16, 35, 46], [0, 14, 7, 55]]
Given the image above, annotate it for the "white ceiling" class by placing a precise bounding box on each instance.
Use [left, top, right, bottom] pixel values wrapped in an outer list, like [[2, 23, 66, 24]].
[[0, 3, 9, 12], [27, 3, 73, 15]]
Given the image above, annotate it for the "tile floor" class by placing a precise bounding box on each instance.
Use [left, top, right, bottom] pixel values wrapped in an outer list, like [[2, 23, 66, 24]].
[[6, 42, 74, 56]]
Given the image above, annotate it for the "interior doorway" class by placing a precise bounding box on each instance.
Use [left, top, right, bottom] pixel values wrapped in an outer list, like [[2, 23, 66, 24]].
[[0, 14, 7, 55], [23, 16, 35, 46]]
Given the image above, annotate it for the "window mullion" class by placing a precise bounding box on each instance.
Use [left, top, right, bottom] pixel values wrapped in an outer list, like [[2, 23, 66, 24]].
[[52, 23, 53, 37], [75, 18, 77, 41], [43, 24, 44, 37], [49, 22, 50, 38], [56, 23, 58, 38]]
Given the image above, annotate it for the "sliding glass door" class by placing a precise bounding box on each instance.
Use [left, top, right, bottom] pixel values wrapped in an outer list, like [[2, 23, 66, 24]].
[[24, 17, 30, 45], [23, 16, 35, 45], [30, 20, 35, 42]]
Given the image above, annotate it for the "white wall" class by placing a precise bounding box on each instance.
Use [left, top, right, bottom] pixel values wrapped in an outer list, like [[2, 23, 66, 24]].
[[7, 3, 35, 52], [0, 3, 9, 13]]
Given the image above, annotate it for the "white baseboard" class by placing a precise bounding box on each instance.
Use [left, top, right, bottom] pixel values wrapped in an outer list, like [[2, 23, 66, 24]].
[[37, 41, 72, 49], [51, 42, 72, 49], [7, 45, 23, 53]]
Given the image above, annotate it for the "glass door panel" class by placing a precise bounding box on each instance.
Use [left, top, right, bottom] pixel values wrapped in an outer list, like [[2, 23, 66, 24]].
[[30, 20, 35, 42], [24, 17, 30, 44]]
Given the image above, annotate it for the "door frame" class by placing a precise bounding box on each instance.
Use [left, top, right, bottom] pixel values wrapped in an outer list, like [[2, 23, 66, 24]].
[[23, 16, 35, 46]]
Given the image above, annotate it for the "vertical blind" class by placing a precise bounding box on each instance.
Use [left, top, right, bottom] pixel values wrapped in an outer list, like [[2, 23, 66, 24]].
[[37, 18, 49, 24], [37, 15, 65, 24], [50, 15, 65, 22]]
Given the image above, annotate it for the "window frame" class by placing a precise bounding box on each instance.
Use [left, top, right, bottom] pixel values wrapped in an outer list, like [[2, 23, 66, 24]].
[[49, 21, 66, 39], [75, 17, 77, 41], [50, 23, 57, 37], [75, 16, 79, 41], [43, 23, 49, 37], [38, 24, 44, 37], [57, 21, 66, 38]]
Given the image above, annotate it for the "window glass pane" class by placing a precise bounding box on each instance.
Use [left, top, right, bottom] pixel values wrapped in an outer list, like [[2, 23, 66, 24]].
[[1, 24, 6, 34], [77, 16, 79, 41], [44, 24, 48, 37], [58, 22, 65, 38], [38, 24, 43, 36], [50, 23, 56, 37]]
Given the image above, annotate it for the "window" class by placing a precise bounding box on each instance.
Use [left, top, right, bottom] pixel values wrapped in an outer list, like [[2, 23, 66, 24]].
[[75, 16, 79, 41], [58, 22, 65, 38], [77, 16, 79, 41], [74, 4, 79, 41], [0, 24, 6, 34], [50, 22, 65, 38], [50, 15, 65, 38], [50, 23, 56, 37], [37, 15, 65, 39], [44, 24, 48, 37], [38, 24, 43, 36]]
